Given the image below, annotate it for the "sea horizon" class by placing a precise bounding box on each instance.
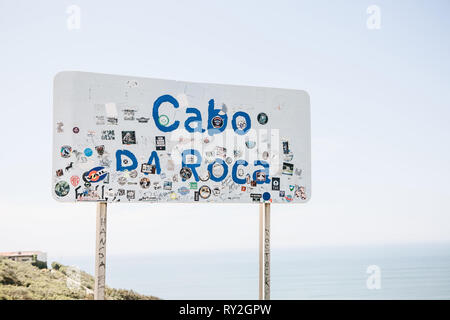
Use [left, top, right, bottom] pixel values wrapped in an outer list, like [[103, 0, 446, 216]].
[[53, 243, 450, 300]]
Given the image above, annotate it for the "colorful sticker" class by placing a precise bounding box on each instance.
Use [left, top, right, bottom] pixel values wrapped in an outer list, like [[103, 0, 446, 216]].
[[55, 181, 70, 197], [60, 146, 72, 158], [199, 185, 211, 199], [257, 112, 268, 125], [83, 166, 108, 183], [84, 148, 93, 157]]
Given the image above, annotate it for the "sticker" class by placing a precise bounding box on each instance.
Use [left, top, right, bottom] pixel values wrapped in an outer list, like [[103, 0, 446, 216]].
[[170, 192, 177, 200], [282, 141, 290, 154], [178, 186, 190, 195], [257, 113, 268, 125], [56, 169, 63, 177], [194, 191, 199, 201], [55, 181, 70, 197], [107, 117, 118, 125], [155, 136, 166, 151], [180, 167, 192, 180], [245, 139, 256, 149], [282, 162, 294, 176], [95, 145, 105, 156], [295, 168, 302, 176], [60, 146, 72, 158], [126, 190, 135, 200], [83, 166, 108, 183], [122, 131, 136, 145], [141, 164, 156, 174], [84, 148, 93, 157], [289, 185, 295, 191], [123, 109, 136, 120], [250, 193, 262, 202], [140, 177, 150, 189], [225, 157, 233, 165], [72, 127, 79, 134], [65, 162, 74, 171], [255, 172, 266, 182], [285, 194, 293, 202], [56, 122, 64, 133], [284, 153, 294, 161], [101, 130, 115, 140], [237, 168, 245, 177], [241, 186, 246, 192], [118, 189, 125, 196], [212, 163, 224, 178], [70, 175, 80, 187], [216, 147, 227, 158], [211, 116, 224, 128], [263, 192, 271, 201], [272, 177, 280, 191], [96, 116, 105, 125], [212, 187, 221, 196], [262, 151, 269, 160], [163, 181, 172, 190], [129, 170, 138, 178], [199, 185, 211, 199], [159, 115, 170, 127], [137, 117, 150, 123], [279, 190, 285, 197], [189, 182, 198, 189]]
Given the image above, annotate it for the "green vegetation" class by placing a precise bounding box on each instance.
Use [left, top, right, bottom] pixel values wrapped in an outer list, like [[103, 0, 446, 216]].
[[0, 258, 159, 300]]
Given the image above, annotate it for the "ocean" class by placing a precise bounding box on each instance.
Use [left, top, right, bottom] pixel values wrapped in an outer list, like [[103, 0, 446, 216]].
[[59, 244, 450, 300]]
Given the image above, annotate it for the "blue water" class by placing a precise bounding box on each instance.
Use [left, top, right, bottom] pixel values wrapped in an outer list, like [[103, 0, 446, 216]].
[[59, 244, 450, 299]]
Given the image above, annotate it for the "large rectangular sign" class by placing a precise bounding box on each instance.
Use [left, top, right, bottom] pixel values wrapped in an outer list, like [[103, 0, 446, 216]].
[[52, 71, 311, 203]]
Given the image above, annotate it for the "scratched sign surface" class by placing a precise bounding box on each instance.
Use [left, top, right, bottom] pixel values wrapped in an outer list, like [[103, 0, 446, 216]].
[[52, 71, 311, 203]]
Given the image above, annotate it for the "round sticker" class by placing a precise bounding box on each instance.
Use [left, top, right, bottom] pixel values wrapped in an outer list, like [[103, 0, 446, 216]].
[[60, 145, 72, 158], [140, 177, 150, 189], [159, 115, 170, 127], [178, 186, 190, 195], [180, 167, 192, 180], [211, 116, 224, 128], [55, 181, 70, 197], [225, 157, 233, 165], [263, 192, 271, 201], [84, 148, 93, 157], [118, 176, 127, 185], [199, 185, 211, 199], [257, 113, 268, 125], [73, 127, 80, 134], [129, 170, 138, 178], [212, 163, 224, 178]]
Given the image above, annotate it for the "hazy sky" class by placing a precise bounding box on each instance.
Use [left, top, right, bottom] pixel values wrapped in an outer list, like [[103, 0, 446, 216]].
[[0, 0, 449, 260]]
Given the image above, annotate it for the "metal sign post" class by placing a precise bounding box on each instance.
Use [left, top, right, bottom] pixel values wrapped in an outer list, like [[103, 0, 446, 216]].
[[94, 202, 107, 300], [259, 203, 271, 300]]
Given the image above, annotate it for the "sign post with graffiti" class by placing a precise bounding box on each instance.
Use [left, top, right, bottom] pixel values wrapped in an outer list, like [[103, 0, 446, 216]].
[[52, 71, 311, 299]]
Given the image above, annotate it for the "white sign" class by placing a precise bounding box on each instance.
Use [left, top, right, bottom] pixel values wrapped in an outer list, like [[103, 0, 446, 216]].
[[52, 71, 311, 203]]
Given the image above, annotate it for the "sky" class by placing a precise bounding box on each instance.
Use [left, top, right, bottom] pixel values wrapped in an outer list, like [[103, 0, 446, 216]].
[[0, 0, 449, 261]]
